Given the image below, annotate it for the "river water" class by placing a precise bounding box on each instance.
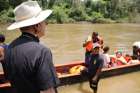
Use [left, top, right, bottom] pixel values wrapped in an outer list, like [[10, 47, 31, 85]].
[[1, 23, 140, 65], [0, 23, 140, 92], [44, 23, 140, 65]]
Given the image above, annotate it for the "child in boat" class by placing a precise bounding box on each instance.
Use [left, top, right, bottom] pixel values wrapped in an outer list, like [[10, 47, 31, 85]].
[[103, 46, 111, 68]]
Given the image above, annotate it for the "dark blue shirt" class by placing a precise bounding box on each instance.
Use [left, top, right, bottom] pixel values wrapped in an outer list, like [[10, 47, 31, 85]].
[[86, 54, 104, 77], [2, 32, 59, 93]]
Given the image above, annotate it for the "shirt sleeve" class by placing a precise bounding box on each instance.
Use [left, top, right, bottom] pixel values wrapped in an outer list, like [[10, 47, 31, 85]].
[[35, 48, 60, 91]]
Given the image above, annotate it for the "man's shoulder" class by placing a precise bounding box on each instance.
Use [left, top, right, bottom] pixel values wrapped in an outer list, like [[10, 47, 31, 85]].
[[39, 44, 51, 52], [9, 38, 51, 54]]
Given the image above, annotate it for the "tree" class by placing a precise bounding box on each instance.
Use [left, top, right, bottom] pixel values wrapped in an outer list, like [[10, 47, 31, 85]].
[[9, 0, 27, 8], [0, 0, 9, 12]]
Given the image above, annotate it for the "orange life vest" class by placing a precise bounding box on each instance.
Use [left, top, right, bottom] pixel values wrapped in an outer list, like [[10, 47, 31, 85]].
[[85, 41, 93, 52]]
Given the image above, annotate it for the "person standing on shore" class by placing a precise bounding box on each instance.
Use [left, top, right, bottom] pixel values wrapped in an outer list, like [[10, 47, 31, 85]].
[[2, 1, 59, 93]]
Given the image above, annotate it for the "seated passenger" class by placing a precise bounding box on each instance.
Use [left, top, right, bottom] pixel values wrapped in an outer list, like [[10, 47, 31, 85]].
[[137, 49, 140, 61], [103, 46, 111, 68], [111, 51, 128, 67], [124, 54, 132, 63]]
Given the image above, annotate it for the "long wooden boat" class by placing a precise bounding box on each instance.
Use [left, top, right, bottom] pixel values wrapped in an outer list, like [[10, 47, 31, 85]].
[[56, 60, 140, 85], [0, 60, 140, 92]]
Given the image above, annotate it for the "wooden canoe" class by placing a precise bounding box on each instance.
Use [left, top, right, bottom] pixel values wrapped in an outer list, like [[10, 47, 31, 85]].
[[0, 60, 140, 92], [55, 60, 140, 85]]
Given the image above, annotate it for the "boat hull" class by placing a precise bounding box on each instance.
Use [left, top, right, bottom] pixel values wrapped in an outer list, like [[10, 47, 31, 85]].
[[58, 62, 140, 85]]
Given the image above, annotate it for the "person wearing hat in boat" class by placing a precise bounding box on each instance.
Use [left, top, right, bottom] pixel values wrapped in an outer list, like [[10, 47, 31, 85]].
[[2, 1, 59, 93], [85, 43, 104, 93]]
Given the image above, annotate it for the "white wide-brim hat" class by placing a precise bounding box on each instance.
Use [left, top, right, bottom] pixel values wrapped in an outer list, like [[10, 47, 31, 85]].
[[7, 1, 52, 30]]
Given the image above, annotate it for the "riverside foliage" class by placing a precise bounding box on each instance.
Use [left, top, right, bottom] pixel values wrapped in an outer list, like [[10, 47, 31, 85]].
[[0, 0, 140, 23]]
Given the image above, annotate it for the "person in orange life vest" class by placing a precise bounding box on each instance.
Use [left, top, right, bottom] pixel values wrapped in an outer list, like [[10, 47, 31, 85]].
[[83, 35, 93, 65], [92, 32, 103, 48]]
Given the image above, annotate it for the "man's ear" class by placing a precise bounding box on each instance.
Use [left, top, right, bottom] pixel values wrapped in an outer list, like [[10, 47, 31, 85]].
[[34, 24, 41, 34]]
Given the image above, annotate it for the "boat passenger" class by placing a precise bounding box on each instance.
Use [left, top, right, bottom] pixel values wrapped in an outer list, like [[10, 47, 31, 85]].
[[103, 46, 111, 68], [132, 41, 140, 59], [83, 32, 103, 65], [83, 35, 93, 65], [85, 43, 104, 93], [92, 32, 103, 48], [137, 48, 140, 61], [113, 51, 128, 66], [124, 54, 132, 63], [2, 1, 59, 93]]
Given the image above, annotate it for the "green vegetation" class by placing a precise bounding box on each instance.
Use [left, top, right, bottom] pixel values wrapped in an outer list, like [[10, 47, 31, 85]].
[[0, 0, 140, 24]]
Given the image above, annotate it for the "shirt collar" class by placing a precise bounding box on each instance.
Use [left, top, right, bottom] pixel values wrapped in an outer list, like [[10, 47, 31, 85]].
[[21, 32, 39, 42]]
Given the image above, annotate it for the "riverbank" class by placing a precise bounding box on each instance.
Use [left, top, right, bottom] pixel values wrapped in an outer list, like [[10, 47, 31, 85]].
[[1, 0, 140, 24]]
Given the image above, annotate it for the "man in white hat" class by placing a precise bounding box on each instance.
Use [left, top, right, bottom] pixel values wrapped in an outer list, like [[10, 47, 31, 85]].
[[2, 1, 59, 93]]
